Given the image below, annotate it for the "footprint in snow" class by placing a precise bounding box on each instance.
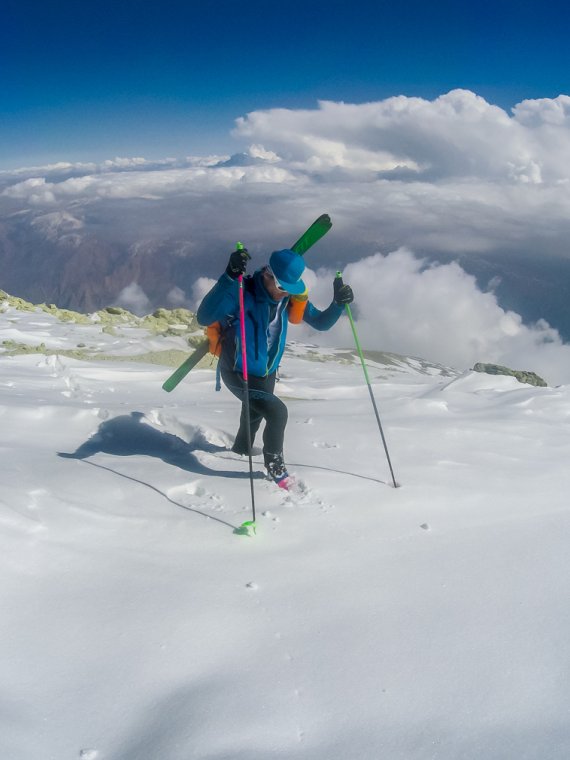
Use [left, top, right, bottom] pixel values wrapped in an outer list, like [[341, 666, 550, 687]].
[[167, 481, 223, 509], [61, 374, 84, 399], [277, 478, 333, 512], [181, 481, 207, 497], [262, 510, 280, 523], [312, 440, 339, 449]]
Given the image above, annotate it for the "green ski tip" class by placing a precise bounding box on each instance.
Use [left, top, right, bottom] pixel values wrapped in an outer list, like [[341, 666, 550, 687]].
[[291, 214, 332, 256], [234, 520, 256, 537]]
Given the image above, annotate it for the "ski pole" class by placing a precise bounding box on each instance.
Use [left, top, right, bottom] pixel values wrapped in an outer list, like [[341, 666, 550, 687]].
[[336, 272, 399, 488], [236, 243, 257, 535]]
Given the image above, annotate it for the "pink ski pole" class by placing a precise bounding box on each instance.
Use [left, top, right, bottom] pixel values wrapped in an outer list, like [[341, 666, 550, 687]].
[[236, 243, 256, 535]]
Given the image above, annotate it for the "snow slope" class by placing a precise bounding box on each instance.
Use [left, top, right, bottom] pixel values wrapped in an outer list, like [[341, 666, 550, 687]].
[[1, 301, 570, 760]]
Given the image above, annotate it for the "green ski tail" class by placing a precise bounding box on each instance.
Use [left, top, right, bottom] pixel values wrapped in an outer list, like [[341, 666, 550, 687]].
[[162, 214, 332, 392], [162, 340, 209, 392], [291, 213, 332, 255]]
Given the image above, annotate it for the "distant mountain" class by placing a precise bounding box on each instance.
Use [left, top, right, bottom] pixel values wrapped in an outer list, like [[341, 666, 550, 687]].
[[0, 210, 199, 313]]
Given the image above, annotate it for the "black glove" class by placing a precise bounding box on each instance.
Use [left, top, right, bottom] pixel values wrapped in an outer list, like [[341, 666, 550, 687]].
[[225, 248, 251, 279], [333, 276, 354, 305]]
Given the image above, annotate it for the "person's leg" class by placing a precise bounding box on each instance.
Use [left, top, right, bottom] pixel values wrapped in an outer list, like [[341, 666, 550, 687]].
[[221, 369, 288, 458], [245, 374, 289, 484], [232, 407, 263, 454]]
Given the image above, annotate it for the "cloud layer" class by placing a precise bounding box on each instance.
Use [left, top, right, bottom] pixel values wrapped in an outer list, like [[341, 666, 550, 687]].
[[3, 89, 570, 382], [235, 91, 570, 184], [299, 252, 570, 386]]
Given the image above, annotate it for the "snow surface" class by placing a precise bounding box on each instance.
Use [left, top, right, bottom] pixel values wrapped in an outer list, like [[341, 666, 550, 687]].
[[1, 304, 570, 759]]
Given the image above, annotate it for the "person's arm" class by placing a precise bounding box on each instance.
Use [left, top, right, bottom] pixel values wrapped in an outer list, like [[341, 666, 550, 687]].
[[196, 247, 250, 326], [196, 274, 240, 326], [302, 277, 354, 331], [302, 300, 343, 330]]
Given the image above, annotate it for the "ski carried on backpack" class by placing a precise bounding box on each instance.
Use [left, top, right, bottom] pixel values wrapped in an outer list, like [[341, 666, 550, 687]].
[[161, 340, 210, 392], [290, 213, 332, 255], [161, 214, 332, 392]]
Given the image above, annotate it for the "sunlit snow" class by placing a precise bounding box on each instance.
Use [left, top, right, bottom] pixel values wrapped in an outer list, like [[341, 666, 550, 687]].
[[1, 300, 569, 759]]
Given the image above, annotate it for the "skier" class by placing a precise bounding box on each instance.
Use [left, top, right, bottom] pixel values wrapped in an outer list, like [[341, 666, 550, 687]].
[[196, 247, 354, 487]]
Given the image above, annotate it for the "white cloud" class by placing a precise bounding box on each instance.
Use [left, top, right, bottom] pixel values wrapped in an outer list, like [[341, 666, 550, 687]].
[[296, 251, 570, 386], [190, 277, 217, 311], [513, 95, 570, 127], [0, 161, 98, 179], [3, 177, 56, 204], [235, 92, 513, 179], [234, 90, 570, 185], [115, 283, 151, 315], [166, 286, 187, 307], [248, 144, 280, 162], [1, 163, 300, 205], [103, 157, 149, 169]]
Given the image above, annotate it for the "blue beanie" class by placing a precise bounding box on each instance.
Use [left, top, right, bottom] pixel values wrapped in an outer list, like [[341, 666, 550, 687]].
[[269, 249, 306, 295]]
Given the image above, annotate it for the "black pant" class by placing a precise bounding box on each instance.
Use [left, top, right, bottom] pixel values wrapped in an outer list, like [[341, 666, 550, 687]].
[[221, 368, 288, 456]]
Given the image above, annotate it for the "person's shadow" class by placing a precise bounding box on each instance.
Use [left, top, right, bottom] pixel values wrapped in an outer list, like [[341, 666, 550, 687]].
[[58, 412, 265, 530], [58, 411, 261, 480]]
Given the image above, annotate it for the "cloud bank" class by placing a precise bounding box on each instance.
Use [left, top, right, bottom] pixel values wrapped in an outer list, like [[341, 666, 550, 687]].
[[299, 252, 570, 386], [3, 89, 570, 382]]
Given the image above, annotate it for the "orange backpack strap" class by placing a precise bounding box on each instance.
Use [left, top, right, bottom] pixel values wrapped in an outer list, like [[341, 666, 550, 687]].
[[206, 321, 223, 356], [288, 288, 308, 324]]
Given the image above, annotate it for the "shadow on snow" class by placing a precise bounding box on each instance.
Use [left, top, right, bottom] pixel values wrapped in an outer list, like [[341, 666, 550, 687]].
[[57, 411, 265, 531]]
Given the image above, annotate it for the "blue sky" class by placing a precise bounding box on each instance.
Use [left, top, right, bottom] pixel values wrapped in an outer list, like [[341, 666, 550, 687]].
[[2, 0, 569, 168]]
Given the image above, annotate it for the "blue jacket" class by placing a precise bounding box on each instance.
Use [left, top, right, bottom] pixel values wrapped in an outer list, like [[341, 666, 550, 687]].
[[197, 270, 344, 377]]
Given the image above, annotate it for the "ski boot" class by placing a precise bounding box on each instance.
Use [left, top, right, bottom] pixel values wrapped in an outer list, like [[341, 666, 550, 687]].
[[264, 451, 290, 490]]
